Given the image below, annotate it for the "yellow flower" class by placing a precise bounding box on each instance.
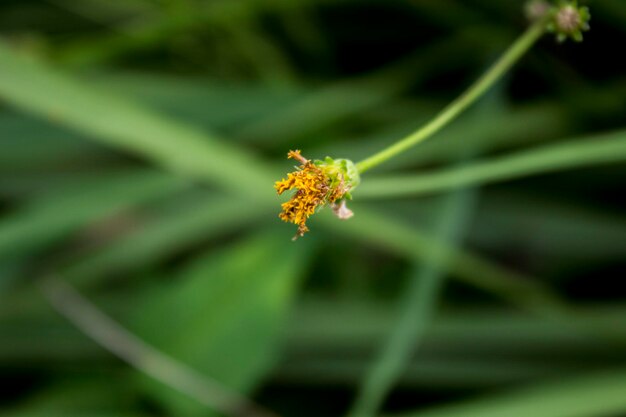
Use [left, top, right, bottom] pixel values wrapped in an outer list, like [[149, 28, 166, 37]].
[[275, 150, 358, 240]]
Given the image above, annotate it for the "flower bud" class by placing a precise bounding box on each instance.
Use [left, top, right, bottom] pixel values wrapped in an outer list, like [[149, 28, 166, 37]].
[[525, 0, 551, 22], [547, 1, 591, 43]]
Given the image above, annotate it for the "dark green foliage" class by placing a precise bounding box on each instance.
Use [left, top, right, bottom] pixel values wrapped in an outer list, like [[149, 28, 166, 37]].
[[1, 1, 626, 417]]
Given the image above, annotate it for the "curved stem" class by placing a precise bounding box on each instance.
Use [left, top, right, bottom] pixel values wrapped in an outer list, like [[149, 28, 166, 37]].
[[355, 20, 547, 174], [39, 276, 279, 417]]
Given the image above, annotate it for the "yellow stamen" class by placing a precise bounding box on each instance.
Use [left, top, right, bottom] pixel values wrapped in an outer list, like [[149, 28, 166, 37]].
[[275, 150, 346, 239]]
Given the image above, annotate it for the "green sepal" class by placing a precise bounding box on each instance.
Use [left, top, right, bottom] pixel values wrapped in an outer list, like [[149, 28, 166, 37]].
[[315, 156, 361, 192]]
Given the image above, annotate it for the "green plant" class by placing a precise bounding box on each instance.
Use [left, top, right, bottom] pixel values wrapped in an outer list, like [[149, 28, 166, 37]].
[[2, 1, 626, 417]]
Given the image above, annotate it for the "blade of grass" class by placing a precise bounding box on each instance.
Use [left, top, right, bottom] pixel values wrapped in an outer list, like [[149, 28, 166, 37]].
[[347, 188, 478, 417], [353, 192, 626, 262], [318, 206, 563, 313], [0, 171, 120, 199], [219, 19, 297, 86], [275, 357, 566, 389], [0, 113, 112, 172], [4, 294, 626, 375], [394, 368, 626, 417], [89, 73, 305, 133], [287, 298, 626, 352], [127, 231, 312, 416], [235, 34, 481, 144], [0, 43, 276, 199], [51, 0, 342, 67], [0, 170, 187, 260], [0, 412, 144, 417], [62, 194, 274, 287], [470, 191, 626, 260], [320, 205, 626, 347], [39, 275, 279, 417], [5, 377, 139, 415], [358, 129, 626, 199]]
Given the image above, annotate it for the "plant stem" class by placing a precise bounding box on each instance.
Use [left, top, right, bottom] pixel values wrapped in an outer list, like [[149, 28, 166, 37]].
[[39, 276, 279, 417], [355, 20, 547, 174]]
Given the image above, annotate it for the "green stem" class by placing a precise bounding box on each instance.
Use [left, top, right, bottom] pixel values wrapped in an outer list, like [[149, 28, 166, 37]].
[[355, 20, 547, 174], [39, 276, 279, 417]]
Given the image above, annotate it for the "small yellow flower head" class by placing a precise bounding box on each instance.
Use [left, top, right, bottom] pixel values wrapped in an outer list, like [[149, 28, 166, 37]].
[[275, 150, 359, 240]]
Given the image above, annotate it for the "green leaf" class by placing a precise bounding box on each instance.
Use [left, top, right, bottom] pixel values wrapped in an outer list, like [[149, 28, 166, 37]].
[[89, 73, 305, 135], [347, 188, 478, 417], [0, 43, 276, 199], [0, 170, 187, 260], [235, 35, 474, 144], [394, 369, 626, 417], [318, 206, 563, 313], [358, 129, 626, 199], [0, 112, 111, 172], [63, 194, 273, 287], [128, 230, 312, 416]]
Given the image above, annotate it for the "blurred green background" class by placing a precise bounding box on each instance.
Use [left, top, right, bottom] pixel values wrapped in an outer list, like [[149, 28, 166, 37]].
[[2, 1, 626, 416]]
